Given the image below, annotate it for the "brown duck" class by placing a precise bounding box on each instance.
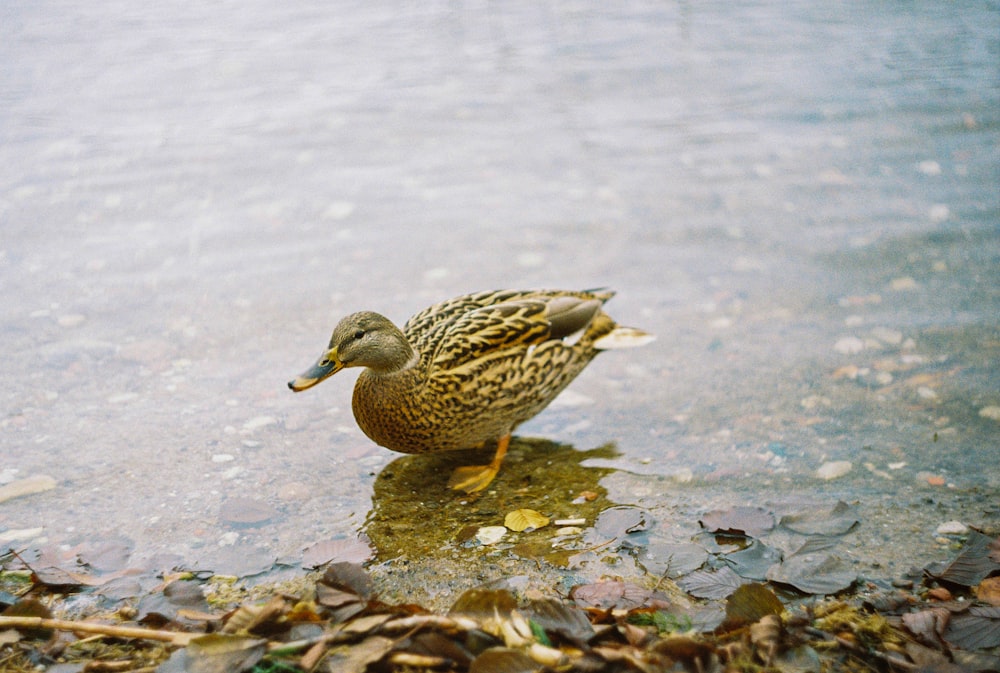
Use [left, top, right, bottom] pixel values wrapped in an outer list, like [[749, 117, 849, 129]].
[[288, 289, 653, 492]]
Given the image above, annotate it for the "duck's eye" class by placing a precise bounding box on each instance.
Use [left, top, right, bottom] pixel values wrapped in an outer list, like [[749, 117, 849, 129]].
[[353, 329, 365, 340]]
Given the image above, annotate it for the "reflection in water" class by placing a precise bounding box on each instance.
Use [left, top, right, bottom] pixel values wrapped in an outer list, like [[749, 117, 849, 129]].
[[366, 439, 619, 561]]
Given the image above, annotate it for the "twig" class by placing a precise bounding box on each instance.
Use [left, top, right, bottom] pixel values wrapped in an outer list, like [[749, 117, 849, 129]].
[[0, 616, 195, 646]]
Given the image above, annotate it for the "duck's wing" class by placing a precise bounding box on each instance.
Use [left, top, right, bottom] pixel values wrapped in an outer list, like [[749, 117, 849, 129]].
[[403, 290, 530, 342], [425, 293, 607, 373]]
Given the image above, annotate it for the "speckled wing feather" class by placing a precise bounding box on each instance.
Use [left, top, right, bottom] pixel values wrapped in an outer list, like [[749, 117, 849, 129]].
[[405, 290, 610, 372], [402, 289, 532, 345], [426, 299, 555, 372]]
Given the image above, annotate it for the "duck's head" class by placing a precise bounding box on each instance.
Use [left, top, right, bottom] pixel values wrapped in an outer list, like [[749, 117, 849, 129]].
[[288, 311, 414, 392]]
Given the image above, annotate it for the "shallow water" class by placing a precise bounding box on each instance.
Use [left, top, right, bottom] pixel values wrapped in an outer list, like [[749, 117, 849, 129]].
[[2, 1, 998, 600]]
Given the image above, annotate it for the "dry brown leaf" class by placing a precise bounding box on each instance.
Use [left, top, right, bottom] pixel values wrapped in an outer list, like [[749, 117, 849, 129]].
[[184, 633, 267, 673], [569, 580, 667, 611], [925, 530, 1000, 587], [724, 584, 783, 626], [468, 647, 538, 673], [945, 606, 1000, 650], [325, 635, 396, 672]]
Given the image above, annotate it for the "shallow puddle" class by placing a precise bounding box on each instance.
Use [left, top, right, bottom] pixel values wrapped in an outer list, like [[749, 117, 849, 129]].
[[1, 1, 997, 606]]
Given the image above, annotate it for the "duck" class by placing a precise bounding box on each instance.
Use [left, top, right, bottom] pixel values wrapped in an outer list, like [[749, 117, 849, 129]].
[[288, 289, 654, 493]]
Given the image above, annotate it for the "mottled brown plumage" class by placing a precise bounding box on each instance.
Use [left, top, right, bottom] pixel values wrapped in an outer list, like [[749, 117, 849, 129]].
[[288, 289, 653, 491]]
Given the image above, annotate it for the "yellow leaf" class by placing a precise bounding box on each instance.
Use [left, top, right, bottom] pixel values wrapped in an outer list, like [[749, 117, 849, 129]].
[[504, 509, 549, 532]]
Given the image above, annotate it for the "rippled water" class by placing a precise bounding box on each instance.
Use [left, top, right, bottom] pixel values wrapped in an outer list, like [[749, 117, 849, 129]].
[[2, 1, 997, 596]]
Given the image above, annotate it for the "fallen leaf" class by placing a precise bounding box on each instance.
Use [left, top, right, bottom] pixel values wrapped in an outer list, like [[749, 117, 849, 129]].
[[77, 537, 134, 573], [677, 566, 747, 600], [779, 501, 860, 536], [636, 541, 708, 579], [900, 608, 951, 648], [301, 537, 373, 568], [468, 647, 538, 673], [766, 539, 856, 595], [324, 635, 395, 672], [569, 580, 667, 611], [137, 579, 210, 624], [594, 506, 653, 537], [699, 506, 775, 537], [726, 540, 783, 580], [945, 606, 1000, 650], [925, 530, 1000, 587], [184, 633, 266, 673], [527, 598, 594, 644], [504, 509, 549, 532], [724, 583, 783, 626], [449, 589, 517, 622], [319, 562, 373, 600], [218, 497, 280, 526]]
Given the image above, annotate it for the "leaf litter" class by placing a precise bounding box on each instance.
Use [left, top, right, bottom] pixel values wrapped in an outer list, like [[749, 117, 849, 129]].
[[0, 519, 997, 672]]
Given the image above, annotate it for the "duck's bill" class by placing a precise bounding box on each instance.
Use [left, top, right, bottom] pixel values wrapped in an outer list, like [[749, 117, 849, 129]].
[[287, 352, 342, 392]]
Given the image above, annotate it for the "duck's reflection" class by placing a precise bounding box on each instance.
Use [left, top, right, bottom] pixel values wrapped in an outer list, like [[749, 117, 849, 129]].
[[364, 439, 620, 560]]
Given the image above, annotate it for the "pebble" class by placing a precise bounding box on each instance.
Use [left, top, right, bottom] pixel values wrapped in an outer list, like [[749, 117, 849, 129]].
[[864, 462, 893, 480], [669, 467, 694, 483], [928, 204, 950, 222], [118, 338, 175, 365], [917, 472, 947, 487], [423, 267, 449, 281], [891, 578, 914, 589], [816, 460, 852, 480], [323, 201, 356, 220], [917, 386, 939, 400], [979, 406, 1000, 421], [475, 526, 507, 546], [211, 453, 235, 463], [875, 371, 894, 385], [277, 482, 312, 501], [890, 276, 918, 291], [219, 497, 278, 525], [242, 416, 277, 432], [927, 587, 953, 601], [57, 313, 86, 328], [935, 521, 968, 536], [801, 395, 831, 410], [516, 252, 546, 268], [0, 527, 45, 543], [870, 327, 903, 345], [834, 336, 865, 354], [918, 160, 942, 176], [0, 474, 57, 503]]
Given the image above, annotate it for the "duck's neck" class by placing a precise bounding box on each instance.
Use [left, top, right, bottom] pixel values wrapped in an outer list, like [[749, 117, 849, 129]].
[[366, 335, 418, 375]]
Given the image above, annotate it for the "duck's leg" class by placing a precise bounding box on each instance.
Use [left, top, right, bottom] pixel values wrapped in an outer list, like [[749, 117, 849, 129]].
[[448, 434, 510, 493]]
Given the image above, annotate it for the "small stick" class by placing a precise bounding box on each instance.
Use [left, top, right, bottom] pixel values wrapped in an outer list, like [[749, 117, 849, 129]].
[[0, 616, 195, 646]]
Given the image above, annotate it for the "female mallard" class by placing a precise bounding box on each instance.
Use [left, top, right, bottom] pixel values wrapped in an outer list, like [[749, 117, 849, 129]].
[[288, 289, 653, 492]]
